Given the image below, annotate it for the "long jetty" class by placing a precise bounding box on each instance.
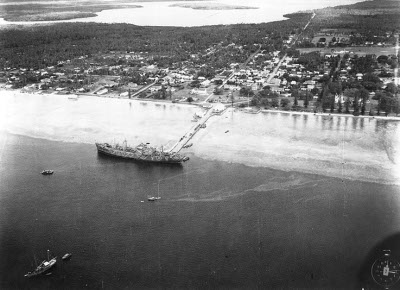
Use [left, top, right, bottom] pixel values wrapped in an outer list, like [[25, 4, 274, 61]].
[[168, 106, 226, 153]]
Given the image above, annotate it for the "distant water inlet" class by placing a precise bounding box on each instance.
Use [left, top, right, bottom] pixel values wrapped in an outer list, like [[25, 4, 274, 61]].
[[1, 91, 399, 184], [0, 0, 364, 27]]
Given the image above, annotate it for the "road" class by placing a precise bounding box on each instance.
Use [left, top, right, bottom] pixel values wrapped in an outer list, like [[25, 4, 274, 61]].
[[203, 45, 262, 104], [131, 81, 157, 98], [266, 12, 316, 83]]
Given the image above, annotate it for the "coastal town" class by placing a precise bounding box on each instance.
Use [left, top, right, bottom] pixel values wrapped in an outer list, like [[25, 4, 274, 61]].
[[2, 26, 399, 118], [2, 1, 400, 289]]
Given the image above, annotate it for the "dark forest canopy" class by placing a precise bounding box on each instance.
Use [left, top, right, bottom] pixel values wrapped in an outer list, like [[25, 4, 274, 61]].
[[1, 0, 400, 69], [0, 15, 311, 69]]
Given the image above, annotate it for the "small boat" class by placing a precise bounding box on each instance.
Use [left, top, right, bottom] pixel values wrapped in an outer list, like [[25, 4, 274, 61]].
[[45, 272, 52, 276], [41, 170, 54, 175], [62, 253, 72, 260], [148, 197, 161, 201], [225, 130, 229, 133], [68, 94, 79, 100], [24, 250, 57, 278]]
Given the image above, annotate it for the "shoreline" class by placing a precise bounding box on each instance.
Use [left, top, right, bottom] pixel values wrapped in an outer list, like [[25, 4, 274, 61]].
[[11, 87, 400, 121], [260, 109, 400, 121], [17, 87, 204, 108], [2, 88, 399, 186]]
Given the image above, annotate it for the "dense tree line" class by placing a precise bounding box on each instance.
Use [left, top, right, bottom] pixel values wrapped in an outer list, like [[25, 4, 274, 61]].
[[0, 14, 311, 69]]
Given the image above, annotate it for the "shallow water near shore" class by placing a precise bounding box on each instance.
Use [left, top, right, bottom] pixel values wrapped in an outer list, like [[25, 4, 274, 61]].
[[1, 91, 399, 185], [1, 91, 400, 288]]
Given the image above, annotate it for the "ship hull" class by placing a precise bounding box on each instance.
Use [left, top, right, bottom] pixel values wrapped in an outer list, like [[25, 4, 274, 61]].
[[96, 143, 187, 164], [24, 258, 57, 278]]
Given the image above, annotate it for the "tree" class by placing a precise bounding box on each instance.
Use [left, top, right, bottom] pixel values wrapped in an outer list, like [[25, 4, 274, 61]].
[[337, 96, 343, 113], [353, 93, 359, 114], [362, 73, 382, 91], [190, 80, 200, 88], [280, 97, 290, 108], [239, 86, 254, 97], [359, 88, 369, 115], [161, 85, 167, 99], [270, 98, 279, 108], [292, 89, 299, 107], [229, 93, 234, 107], [330, 94, 335, 113], [345, 95, 351, 113], [320, 86, 331, 112], [304, 92, 309, 108], [386, 82, 399, 94], [213, 87, 223, 95], [311, 87, 319, 96], [374, 91, 387, 115]]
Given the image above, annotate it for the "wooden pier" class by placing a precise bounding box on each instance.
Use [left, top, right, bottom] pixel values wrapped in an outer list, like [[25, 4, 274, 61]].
[[168, 105, 226, 153]]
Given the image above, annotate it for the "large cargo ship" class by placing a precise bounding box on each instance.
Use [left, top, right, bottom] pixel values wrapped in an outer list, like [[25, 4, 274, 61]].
[[95, 141, 189, 164]]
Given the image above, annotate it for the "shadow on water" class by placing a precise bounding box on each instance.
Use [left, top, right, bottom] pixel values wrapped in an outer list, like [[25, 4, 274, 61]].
[[358, 232, 400, 289]]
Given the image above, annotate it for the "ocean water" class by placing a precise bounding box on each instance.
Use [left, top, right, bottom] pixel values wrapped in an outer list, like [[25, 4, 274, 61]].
[[1, 91, 400, 288], [1, 133, 400, 289], [0, 0, 363, 27]]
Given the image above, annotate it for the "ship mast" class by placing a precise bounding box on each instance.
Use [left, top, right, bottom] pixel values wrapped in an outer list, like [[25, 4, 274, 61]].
[[123, 139, 127, 151]]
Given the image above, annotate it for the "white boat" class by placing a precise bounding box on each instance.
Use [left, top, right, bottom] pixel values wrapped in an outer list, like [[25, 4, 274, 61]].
[[62, 253, 72, 260], [67, 94, 79, 100], [148, 182, 162, 201]]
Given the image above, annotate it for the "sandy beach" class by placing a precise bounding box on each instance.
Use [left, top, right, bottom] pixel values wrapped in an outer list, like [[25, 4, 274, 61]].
[[1, 88, 400, 186]]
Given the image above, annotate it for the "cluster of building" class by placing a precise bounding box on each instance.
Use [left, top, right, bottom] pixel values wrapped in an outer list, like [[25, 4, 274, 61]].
[[1, 31, 398, 110]]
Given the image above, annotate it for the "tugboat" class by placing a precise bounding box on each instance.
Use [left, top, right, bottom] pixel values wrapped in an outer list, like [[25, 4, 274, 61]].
[[24, 250, 57, 278], [96, 141, 189, 164], [41, 170, 54, 175], [148, 196, 161, 201]]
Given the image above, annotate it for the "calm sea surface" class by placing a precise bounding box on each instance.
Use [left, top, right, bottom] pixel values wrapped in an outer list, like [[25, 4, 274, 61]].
[[0, 0, 363, 27], [1, 92, 400, 288]]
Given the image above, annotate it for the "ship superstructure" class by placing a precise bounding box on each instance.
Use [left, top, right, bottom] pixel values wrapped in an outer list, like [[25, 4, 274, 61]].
[[95, 141, 189, 164]]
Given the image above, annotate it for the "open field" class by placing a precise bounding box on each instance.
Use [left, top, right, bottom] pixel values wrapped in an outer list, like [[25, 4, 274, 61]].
[[298, 46, 398, 56]]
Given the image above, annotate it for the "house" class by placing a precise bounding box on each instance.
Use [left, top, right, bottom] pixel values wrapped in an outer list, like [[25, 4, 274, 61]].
[[150, 85, 162, 93], [190, 88, 208, 95], [200, 80, 211, 88], [213, 103, 225, 113], [96, 88, 108, 95]]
